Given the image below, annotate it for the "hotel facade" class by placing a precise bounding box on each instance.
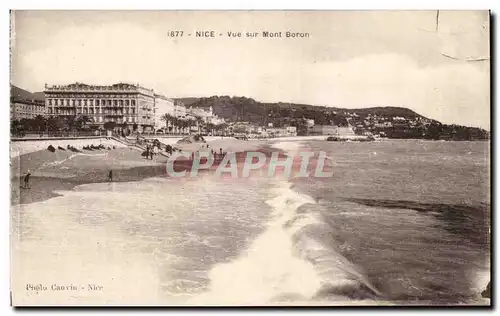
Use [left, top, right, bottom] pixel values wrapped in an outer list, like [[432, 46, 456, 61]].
[[44, 82, 155, 132], [11, 99, 46, 120]]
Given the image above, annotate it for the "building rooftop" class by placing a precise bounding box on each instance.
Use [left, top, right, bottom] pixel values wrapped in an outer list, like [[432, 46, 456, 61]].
[[44, 82, 155, 93]]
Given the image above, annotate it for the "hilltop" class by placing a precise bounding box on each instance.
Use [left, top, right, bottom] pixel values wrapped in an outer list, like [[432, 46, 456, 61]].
[[174, 96, 488, 140], [11, 85, 45, 102], [174, 96, 431, 126]]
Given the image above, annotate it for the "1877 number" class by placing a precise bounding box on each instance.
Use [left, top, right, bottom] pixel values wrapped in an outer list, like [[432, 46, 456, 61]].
[[168, 31, 184, 37]]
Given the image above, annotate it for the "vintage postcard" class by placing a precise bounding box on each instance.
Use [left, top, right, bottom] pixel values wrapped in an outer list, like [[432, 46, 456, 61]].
[[9, 10, 490, 306]]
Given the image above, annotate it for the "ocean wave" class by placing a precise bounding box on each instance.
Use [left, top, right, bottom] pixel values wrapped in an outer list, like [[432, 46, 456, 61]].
[[191, 180, 381, 305], [36, 152, 108, 171], [271, 141, 303, 156]]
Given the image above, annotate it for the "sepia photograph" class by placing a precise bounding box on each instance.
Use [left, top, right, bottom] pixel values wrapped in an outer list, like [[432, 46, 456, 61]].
[[9, 10, 491, 306]]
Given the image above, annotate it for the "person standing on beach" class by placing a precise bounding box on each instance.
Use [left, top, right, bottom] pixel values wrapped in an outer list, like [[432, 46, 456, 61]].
[[108, 170, 113, 182], [23, 170, 31, 189]]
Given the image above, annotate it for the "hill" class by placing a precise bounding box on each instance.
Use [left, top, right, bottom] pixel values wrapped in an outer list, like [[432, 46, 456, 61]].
[[174, 95, 488, 140], [174, 97, 201, 106], [11, 85, 44, 102], [175, 96, 431, 126]]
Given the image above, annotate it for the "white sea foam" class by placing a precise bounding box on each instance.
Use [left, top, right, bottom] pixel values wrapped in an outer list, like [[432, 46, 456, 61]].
[[36, 152, 108, 171], [271, 141, 303, 156], [189, 179, 380, 305]]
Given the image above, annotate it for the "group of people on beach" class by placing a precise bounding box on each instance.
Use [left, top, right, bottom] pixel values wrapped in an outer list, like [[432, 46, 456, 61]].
[[190, 144, 227, 162], [144, 144, 160, 160]]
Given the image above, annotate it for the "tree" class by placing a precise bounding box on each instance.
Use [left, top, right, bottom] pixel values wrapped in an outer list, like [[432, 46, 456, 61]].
[[205, 123, 215, 135], [292, 117, 308, 136], [33, 115, 47, 133], [171, 116, 181, 134], [186, 118, 197, 135], [121, 122, 130, 136], [47, 116, 64, 132], [216, 122, 229, 136], [77, 115, 93, 130], [177, 119, 187, 134], [194, 116, 204, 134], [64, 116, 78, 131], [104, 121, 117, 131], [161, 113, 175, 132], [19, 118, 33, 131], [10, 119, 22, 136]]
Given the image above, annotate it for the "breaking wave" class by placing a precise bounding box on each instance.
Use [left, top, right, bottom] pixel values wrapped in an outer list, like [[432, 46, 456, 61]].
[[190, 181, 382, 305], [36, 152, 108, 171]]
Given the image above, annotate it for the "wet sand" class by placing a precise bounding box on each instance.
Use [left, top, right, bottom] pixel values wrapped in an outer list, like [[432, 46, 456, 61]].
[[11, 139, 277, 206]]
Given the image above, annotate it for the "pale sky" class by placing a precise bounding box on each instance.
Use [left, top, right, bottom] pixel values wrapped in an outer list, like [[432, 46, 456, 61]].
[[10, 11, 490, 129]]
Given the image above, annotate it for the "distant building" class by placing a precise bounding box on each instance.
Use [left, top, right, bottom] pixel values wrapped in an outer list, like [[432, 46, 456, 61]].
[[309, 125, 355, 136], [305, 119, 315, 127], [309, 125, 338, 135], [374, 122, 393, 128], [207, 115, 225, 125], [10, 86, 46, 120], [187, 106, 213, 121], [336, 126, 356, 136], [154, 93, 175, 130], [174, 101, 187, 119], [44, 82, 155, 132], [11, 99, 46, 120], [286, 126, 297, 136]]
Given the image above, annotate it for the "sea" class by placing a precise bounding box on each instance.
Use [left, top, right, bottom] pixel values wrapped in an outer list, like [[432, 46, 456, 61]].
[[11, 139, 490, 306]]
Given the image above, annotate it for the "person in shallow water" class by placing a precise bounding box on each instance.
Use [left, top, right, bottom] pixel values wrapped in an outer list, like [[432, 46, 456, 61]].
[[23, 170, 31, 189]]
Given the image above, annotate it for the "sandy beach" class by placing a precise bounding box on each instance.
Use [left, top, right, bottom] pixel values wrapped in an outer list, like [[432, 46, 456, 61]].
[[11, 137, 273, 206]]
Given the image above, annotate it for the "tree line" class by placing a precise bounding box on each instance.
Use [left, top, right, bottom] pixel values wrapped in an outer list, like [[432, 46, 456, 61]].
[[159, 113, 229, 135], [10, 115, 140, 137]]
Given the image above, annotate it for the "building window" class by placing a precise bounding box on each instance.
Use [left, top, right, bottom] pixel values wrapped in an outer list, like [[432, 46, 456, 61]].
[[119, 100, 123, 106], [113, 100, 117, 106], [131, 100, 136, 106], [125, 100, 130, 106], [90, 100, 94, 106]]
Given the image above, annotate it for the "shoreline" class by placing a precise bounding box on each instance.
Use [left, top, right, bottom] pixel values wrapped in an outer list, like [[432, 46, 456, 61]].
[[11, 139, 280, 206]]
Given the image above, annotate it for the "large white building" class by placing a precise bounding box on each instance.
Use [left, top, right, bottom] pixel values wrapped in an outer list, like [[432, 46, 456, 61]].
[[11, 99, 46, 120], [153, 94, 175, 130], [174, 101, 187, 119], [10, 85, 46, 120], [187, 106, 215, 122], [44, 82, 155, 132]]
